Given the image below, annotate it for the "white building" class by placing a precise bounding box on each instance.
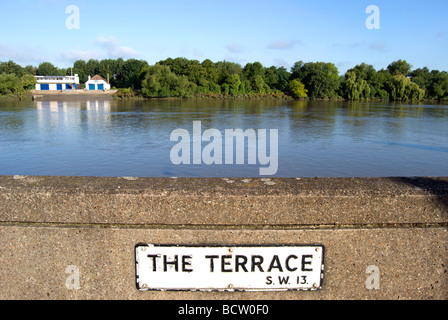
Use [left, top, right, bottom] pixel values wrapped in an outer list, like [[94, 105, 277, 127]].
[[85, 75, 111, 91], [34, 75, 80, 91]]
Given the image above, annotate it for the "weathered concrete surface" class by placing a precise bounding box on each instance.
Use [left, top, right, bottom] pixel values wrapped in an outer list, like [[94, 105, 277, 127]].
[[0, 176, 447, 300], [1, 176, 447, 227]]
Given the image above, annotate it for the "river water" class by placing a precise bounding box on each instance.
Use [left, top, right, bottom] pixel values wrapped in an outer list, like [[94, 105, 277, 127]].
[[0, 98, 447, 178]]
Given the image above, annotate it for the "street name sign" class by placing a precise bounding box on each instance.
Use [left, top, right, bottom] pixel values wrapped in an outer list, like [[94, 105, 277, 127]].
[[135, 245, 325, 291]]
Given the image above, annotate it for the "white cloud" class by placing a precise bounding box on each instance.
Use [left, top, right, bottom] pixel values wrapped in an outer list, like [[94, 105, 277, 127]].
[[332, 41, 366, 50], [225, 43, 247, 54], [336, 61, 353, 73], [436, 30, 447, 39], [193, 48, 205, 59], [60, 50, 101, 61], [95, 35, 139, 58], [273, 58, 291, 69], [267, 39, 303, 50], [0, 43, 44, 65], [369, 42, 387, 52], [223, 55, 246, 65], [58, 35, 140, 64]]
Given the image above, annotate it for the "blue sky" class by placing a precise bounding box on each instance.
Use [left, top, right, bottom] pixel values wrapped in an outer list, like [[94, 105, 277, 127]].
[[0, 0, 447, 74]]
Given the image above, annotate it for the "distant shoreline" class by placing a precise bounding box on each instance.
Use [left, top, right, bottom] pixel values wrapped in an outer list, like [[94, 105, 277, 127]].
[[30, 90, 117, 101], [0, 90, 446, 104]]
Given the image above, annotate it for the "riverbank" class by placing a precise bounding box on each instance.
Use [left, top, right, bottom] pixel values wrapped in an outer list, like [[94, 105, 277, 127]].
[[29, 90, 118, 101], [1, 89, 447, 104], [0, 92, 33, 102], [112, 89, 294, 101]]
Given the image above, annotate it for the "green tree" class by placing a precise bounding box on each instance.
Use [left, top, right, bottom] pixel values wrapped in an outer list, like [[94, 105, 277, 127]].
[[290, 61, 304, 80], [201, 59, 219, 84], [265, 66, 290, 92], [23, 65, 37, 75], [342, 71, 371, 100], [275, 67, 291, 92], [249, 75, 264, 93], [185, 61, 207, 85], [116, 59, 148, 89], [215, 61, 243, 85], [375, 69, 393, 100], [98, 59, 118, 83], [410, 67, 431, 93], [293, 62, 341, 99], [386, 74, 425, 101], [345, 63, 379, 98], [241, 62, 273, 93], [225, 74, 242, 96], [387, 60, 413, 76], [0, 61, 24, 76], [426, 70, 448, 100], [0, 73, 22, 94], [140, 64, 196, 98], [159, 57, 190, 76], [101, 58, 124, 87], [288, 78, 308, 98], [221, 83, 230, 95], [243, 62, 265, 80], [85, 59, 100, 78], [73, 60, 88, 83], [408, 67, 448, 100], [37, 62, 61, 76], [159, 58, 214, 90], [20, 74, 37, 90]]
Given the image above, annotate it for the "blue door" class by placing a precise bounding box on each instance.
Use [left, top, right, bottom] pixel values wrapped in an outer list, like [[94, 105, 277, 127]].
[[98, 84, 104, 90], [66, 84, 72, 90], [40, 84, 49, 91], [89, 84, 96, 90], [57, 84, 63, 90]]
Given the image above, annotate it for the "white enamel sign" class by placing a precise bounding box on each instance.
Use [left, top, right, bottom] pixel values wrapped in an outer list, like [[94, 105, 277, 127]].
[[135, 245, 325, 291]]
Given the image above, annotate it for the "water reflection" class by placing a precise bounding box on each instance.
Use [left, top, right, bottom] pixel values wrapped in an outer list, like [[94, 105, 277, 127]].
[[368, 140, 448, 153], [0, 99, 447, 177], [35, 100, 111, 122]]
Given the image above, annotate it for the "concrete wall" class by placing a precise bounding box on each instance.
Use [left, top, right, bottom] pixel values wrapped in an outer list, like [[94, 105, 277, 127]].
[[0, 176, 447, 300]]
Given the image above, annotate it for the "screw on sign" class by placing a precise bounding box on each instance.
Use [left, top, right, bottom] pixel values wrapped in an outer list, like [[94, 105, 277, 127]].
[[136, 245, 325, 291]]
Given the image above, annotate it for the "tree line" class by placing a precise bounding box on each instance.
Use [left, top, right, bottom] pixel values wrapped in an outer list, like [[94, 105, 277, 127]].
[[1, 58, 447, 101]]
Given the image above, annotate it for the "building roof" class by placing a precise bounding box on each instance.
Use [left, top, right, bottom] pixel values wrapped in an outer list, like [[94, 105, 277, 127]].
[[90, 75, 107, 82]]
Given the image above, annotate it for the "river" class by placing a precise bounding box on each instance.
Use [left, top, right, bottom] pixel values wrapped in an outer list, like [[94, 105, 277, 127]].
[[0, 98, 447, 177]]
